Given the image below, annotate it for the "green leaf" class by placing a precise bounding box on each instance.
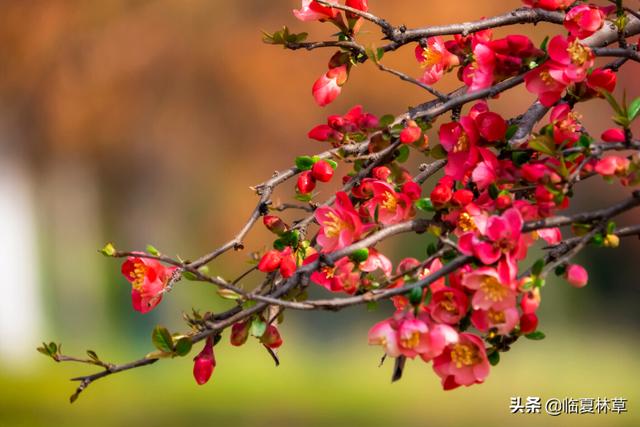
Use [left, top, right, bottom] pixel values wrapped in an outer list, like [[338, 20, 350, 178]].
[[295, 156, 314, 171], [528, 136, 556, 156], [488, 183, 500, 200], [250, 318, 267, 338], [324, 159, 338, 170], [182, 271, 198, 281], [217, 288, 242, 300], [349, 248, 369, 263], [554, 265, 567, 276], [628, 97, 640, 122], [525, 331, 546, 340], [539, 35, 550, 53], [407, 286, 423, 306], [607, 221, 616, 235], [602, 91, 624, 116], [430, 144, 447, 159], [415, 198, 434, 212], [531, 259, 545, 276], [379, 114, 395, 128], [295, 193, 313, 202], [99, 242, 116, 257], [151, 326, 174, 353], [174, 337, 193, 357], [488, 350, 500, 366], [511, 151, 531, 166], [86, 350, 99, 361], [505, 124, 518, 141], [145, 244, 160, 256]]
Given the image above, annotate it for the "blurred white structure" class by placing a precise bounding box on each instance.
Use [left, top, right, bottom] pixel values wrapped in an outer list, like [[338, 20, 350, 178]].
[[0, 154, 42, 365]]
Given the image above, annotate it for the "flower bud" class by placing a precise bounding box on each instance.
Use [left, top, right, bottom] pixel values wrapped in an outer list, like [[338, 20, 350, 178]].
[[311, 160, 335, 182], [400, 121, 422, 144], [402, 181, 422, 201], [372, 166, 391, 181], [430, 184, 452, 206], [263, 215, 288, 235], [297, 170, 316, 194], [519, 313, 538, 335], [452, 189, 474, 206], [279, 247, 297, 278], [230, 321, 250, 346], [495, 194, 512, 209], [193, 337, 215, 385], [258, 250, 282, 273], [520, 289, 541, 314], [565, 264, 588, 288], [603, 234, 620, 248], [260, 324, 283, 349]]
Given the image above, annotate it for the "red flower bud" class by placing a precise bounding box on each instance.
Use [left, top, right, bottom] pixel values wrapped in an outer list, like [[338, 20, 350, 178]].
[[519, 313, 538, 335], [297, 170, 316, 194], [402, 181, 422, 201], [400, 122, 422, 144], [260, 324, 283, 349], [193, 337, 215, 385], [263, 215, 288, 235], [230, 321, 250, 346], [279, 247, 297, 279], [452, 189, 474, 206], [372, 166, 391, 181], [601, 128, 625, 143], [495, 194, 512, 209], [520, 289, 540, 314], [430, 184, 452, 205], [258, 250, 282, 273], [311, 160, 334, 182]]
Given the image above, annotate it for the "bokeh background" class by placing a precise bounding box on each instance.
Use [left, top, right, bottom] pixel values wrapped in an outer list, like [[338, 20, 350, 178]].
[[0, 1, 638, 426]]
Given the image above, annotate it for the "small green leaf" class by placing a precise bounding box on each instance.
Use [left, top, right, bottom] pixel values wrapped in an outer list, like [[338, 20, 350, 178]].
[[525, 331, 546, 340], [151, 326, 174, 353], [379, 114, 395, 128], [488, 350, 500, 366], [99, 242, 116, 257], [295, 193, 313, 202], [146, 244, 160, 256], [295, 156, 314, 171], [531, 259, 545, 276], [415, 198, 434, 212], [396, 145, 410, 163], [86, 350, 99, 361], [539, 35, 550, 53], [628, 97, 640, 122], [349, 248, 369, 263], [505, 124, 519, 141], [324, 159, 338, 170], [174, 337, 193, 357], [602, 91, 624, 116], [528, 136, 556, 156], [407, 286, 423, 306], [488, 183, 500, 200], [182, 271, 198, 281], [250, 318, 267, 338], [430, 144, 447, 160], [217, 288, 242, 300]]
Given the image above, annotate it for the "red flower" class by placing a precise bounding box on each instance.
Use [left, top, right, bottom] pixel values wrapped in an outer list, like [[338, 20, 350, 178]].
[[415, 37, 460, 84], [297, 170, 316, 194], [260, 324, 284, 349], [193, 337, 216, 385], [400, 121, 422, 144], [121, 257, 177, 314], [433, 333, 490, 390], [257, 247, 297, 278], [522, 0, 573, 11], [586, 68, 617, 93], [564, 4, 605, 39]]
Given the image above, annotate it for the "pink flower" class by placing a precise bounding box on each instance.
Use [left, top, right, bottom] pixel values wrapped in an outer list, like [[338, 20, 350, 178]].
[[601, 128, 625, 143], [594, 156, 630, 177], [462, 43, 496, 92], [316, 191, 369, 251], [565, 264, 588, 288], [525, 63, 568, 107], [439, 117, 480, 180], [364, 180, 414, 225], [522, 0, 573, 11], [461, 267, 517, 311], [415, 37, 460, 84], [471, 307, 519, 335], [360, 248, 393, 277], [459, 208, 528, 283], [537, 227, 562, 245], [368, 318, 401, 357], [193, 337, 216, 385], [550, 103, 581, 144], [309, 255, 361, 294], [471, 147, 500, 190], [312, 65, 348, 107], [428, 288, 469, 325], [564, 4, 605, 39], [433, 333, 490, 390], [547, 36, 594, 83], [293, 0, 339, 22], [121, 257, 177, 314]]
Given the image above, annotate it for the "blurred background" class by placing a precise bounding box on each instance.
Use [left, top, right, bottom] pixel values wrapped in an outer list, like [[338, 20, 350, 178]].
[[0, 1, 638, 426]]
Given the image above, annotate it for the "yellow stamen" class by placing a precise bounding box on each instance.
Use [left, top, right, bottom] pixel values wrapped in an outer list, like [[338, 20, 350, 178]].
[[487, 309, 506, 324], [421, 47, 443, 68], [324, 212, 348, 238], [480, 276, 507, 302], [382, 191, 398, 212], [458, 212, 477, 232], [567, 39, 589, 65], [450, 343, 481, 368], [401, 331, 421, 349]]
